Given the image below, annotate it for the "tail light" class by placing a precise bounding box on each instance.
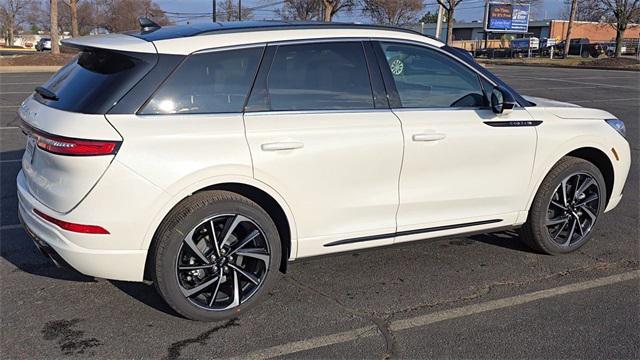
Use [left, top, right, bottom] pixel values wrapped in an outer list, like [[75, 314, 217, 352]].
[[33, 209, 110, 234], [22, 121, 120, 156]]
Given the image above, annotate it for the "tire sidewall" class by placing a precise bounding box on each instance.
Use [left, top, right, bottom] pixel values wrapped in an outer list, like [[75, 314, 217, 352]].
[[155, 193, 281, 321], [531, 160, 607, 254]]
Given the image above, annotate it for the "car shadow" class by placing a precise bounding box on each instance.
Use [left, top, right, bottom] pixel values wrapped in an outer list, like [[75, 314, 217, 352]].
[[109, 280, 181, 318], [470, 229, 534, 253]]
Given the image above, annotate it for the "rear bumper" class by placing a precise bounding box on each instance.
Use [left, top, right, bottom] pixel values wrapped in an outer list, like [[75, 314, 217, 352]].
[[17, 170, 147, 281]]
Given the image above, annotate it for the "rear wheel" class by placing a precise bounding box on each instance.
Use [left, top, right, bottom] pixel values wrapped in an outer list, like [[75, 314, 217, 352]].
[[152, 191, 281, 321], [581, 50, 590, 58], [520, 157, 606, 255]]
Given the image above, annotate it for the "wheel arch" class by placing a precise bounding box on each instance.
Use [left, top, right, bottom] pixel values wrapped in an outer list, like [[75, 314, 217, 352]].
[[142, 176, 298, 280], [526, 146, 615, 213]]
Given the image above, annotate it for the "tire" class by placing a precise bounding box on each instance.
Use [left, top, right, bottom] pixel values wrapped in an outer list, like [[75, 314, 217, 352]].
[[581, 50, 590, 58], [520, 157, 607, 255], [152, 190, 281, 321]]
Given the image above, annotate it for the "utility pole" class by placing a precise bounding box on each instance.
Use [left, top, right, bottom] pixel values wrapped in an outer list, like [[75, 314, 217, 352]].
[[435, 4, 444, 40], [238, 0, 242, 21], [212, 0, 216, 22]]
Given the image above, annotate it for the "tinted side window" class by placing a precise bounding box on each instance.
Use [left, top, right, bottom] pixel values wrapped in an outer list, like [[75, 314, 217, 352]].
[[380, 42, 486, 108], [265, 42, 374, 111], [142, 47, 263, 114]]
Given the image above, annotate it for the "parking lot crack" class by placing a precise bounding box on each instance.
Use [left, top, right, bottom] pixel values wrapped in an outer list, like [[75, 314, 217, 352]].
[[285, 275, 398, 359], [389, 260, 639, 319], [164, 319, 239, 360]]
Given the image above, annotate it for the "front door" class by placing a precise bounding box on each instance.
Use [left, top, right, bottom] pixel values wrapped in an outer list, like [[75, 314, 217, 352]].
[[375, 41, 537, 238]]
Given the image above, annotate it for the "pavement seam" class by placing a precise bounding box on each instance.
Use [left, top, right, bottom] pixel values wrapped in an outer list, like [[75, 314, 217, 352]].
[[387, 259, 638, 319], [285, 275, 397, 359], [227, 270, 640, 360]]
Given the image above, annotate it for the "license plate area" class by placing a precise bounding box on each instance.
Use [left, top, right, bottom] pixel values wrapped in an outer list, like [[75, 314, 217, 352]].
[[24, 136, 36, 164]]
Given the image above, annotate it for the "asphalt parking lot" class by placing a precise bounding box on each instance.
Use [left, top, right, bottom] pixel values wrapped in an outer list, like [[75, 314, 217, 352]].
[[1, 66, 638, 359]]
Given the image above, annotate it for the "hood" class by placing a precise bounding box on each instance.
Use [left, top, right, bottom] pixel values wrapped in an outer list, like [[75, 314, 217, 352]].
[[523, 95, 614, 120], [523, 96, 581, 108]]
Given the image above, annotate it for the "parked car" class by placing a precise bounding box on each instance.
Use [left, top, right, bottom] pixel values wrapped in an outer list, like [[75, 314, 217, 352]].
[[605, 42, 627, 57], [18, 21, 630, 322], [35, 37, 51, 51], [557, 38, 604, 58]]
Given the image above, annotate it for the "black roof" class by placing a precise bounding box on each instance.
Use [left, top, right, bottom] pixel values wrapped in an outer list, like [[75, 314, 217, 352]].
[[125, 20, 434, 42]]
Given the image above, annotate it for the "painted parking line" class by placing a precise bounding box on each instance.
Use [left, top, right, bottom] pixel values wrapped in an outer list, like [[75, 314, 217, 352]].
[[570, 97, 640, 103], [0, 82, 45, 85], [229, 270, 640, 360], [0, 224, 22, 231], [0, 159, 22, 163], [0, 126, 20, 130], [0, 92, 32, 95]]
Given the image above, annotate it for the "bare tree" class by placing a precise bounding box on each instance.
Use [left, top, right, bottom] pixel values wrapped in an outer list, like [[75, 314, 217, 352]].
[[50, 0, 59, 53], [0, 0, 31, 46], [563, 0, 577, 57], [217, 0, 254, 21], [599, 0, 640, 56], [361, 0, 423, 25], [279, 0, 320, 21], [321, 0, 353, 22], [62, 0, 78, 37], [95, 0, 171, 32], [436, 0, 463, 45]]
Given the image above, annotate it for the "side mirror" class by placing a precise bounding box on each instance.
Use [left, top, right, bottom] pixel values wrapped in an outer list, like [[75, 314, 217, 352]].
[[491, 86, 516, 115]]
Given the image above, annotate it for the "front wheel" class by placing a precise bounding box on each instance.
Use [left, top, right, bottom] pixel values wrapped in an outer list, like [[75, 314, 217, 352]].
[[520, 157, 606, 255], [152, 191, 281, 321]]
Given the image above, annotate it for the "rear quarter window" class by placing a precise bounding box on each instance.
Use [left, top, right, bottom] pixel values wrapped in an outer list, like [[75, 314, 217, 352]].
[[35, 49, 157, 114]]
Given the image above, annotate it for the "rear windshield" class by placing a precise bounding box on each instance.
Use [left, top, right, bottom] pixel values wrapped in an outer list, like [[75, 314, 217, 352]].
[[35, 48, 157, 114]]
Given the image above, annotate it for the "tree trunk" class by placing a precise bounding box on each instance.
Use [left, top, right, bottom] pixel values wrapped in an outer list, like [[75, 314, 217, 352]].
[[446, 8, 454, 45], [70, 0, 79, 37], [615, 26, 625, 57], [51, 0, 60, 54], [323, 2, 333, 22], [8, 25, 14, 47], [563, 0, 577, 58]]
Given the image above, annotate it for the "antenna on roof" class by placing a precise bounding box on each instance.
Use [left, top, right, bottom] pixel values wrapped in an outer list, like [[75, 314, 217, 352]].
[[138, 16, 161, 33]]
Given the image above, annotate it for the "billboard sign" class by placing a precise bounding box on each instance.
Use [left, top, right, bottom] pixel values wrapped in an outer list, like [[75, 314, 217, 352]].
[[484, 2, 530, 33]]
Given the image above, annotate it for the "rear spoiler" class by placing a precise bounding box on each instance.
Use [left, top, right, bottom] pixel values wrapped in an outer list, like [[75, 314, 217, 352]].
[[62, 33, 156, 54]]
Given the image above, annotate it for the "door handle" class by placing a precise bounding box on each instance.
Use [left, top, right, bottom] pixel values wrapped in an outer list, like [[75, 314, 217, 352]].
[[261, 141, 304, 151], [412, 133, 447, 142]]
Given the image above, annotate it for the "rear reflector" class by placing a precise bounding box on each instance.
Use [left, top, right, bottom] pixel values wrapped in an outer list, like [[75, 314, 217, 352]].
[[22, 121, 120, 156], [33, 209, 110, 234]]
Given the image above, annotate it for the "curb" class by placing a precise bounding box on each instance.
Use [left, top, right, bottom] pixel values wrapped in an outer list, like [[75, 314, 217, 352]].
[[0, 66, 62, 73], [477, 61, 640, 72]]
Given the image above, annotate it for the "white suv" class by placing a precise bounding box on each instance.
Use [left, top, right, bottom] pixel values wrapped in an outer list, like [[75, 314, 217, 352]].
[[18, 21, 630, 321]]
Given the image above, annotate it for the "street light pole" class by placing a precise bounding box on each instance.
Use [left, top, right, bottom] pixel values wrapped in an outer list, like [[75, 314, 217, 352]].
[[212, 0, 216, 22], [238, 0, 242, 21]]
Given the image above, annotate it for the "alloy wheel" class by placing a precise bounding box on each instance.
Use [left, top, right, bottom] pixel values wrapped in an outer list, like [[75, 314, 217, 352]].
[[545, 172, 601, 247], [175, 214, 271, 311]]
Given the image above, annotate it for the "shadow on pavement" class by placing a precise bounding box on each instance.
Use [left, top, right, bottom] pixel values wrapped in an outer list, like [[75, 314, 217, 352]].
[[470, 230, 534, 253], [109, 280, 181, 318]]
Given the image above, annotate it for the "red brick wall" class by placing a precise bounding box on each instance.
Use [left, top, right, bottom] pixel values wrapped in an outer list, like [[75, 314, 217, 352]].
[[550, 20, 640, 42]]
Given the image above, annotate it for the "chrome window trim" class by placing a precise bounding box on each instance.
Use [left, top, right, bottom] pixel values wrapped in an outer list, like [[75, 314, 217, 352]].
[[193, 42, 267, 55], [245, 108, 395, 117]]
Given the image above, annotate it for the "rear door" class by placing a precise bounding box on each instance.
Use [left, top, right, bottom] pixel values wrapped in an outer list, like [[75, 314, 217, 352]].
[[374, 41, 537, 238], [243, 41, 403, 256], [20, 48, 156, 213]]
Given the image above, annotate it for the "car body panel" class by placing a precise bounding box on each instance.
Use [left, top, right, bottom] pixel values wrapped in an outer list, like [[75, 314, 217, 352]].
[[393, 107, 537, 234], [244, 110, 404, 258]]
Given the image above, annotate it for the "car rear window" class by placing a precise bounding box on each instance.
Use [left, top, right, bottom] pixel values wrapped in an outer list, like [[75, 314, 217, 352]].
[[34, 49, 157, 114]]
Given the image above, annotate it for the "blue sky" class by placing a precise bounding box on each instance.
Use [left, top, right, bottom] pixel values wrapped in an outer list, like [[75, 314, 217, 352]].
[[155, 0, 567, 24]]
